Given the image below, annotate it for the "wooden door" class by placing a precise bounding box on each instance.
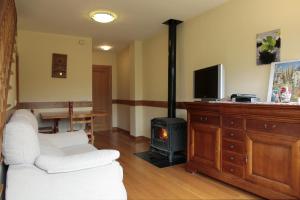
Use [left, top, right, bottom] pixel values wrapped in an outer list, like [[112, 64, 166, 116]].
[[92, 65, 112, 131], [246, 131, 300, 198], [190, 123, 221, 171]]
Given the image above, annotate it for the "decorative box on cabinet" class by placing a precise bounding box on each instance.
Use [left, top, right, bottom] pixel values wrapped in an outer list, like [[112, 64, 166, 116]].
[[186, 102, 300, 200]]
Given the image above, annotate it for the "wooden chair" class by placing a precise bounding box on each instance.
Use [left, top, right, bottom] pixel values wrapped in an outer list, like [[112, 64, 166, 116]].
[[30, 110, 54, 134], [68, 102, 94, 144]]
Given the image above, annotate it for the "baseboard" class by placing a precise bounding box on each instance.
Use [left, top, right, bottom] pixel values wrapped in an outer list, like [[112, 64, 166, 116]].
[[112, 127, 130, 134], [112, 127, 150, 142]]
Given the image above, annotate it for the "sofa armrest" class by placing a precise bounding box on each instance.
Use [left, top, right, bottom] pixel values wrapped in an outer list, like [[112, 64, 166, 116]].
[[35, 150, 120, 173], [38, 130, 88, 148]]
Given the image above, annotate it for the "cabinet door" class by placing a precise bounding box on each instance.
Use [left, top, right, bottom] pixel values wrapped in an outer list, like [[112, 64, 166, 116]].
[[190, 123, 221, 171], [246, 131, 300, 198]]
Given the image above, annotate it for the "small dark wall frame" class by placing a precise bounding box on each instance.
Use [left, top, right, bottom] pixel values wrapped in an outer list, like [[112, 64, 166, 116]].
[[52, 53, 67, 78]]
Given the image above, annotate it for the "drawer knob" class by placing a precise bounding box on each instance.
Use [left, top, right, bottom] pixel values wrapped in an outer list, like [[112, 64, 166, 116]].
[[264, 123, 277, 129], [200, 116, 208, 121], [230, 121, 234, 125], [229, 144, 235, 149], [229, 168, 235, 172], [230, 156, 235, 160], [230, 133, 235, 137]]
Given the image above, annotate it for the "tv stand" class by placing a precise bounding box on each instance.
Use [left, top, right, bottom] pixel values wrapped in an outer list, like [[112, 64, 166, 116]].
[[185, 102, 300, 199]]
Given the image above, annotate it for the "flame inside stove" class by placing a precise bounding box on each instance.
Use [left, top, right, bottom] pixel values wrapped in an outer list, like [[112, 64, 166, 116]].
[[159, 128, 168, 141]]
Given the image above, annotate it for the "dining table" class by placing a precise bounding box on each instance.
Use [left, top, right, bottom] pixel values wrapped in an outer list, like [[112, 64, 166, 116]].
[[40, 111, 107, 133]]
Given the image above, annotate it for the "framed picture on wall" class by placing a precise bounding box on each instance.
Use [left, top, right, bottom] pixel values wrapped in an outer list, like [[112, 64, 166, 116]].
[[267, 60, 300, 102], [52, 53, 67, 78], [256, 29, 281, 65]]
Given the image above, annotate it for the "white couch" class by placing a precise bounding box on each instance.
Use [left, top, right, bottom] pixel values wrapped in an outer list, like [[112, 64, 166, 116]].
[[3, 109, 127, 200]]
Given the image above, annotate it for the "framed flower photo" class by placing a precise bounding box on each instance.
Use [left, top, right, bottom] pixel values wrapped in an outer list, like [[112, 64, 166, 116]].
[[256, 29, 281, 65], [267, 60, 300, 102]]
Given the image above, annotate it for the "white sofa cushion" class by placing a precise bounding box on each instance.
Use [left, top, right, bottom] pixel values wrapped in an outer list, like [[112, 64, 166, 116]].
[[38, 130, 89, 148], [61, 144, 97, 156], [35, 150, 120, 173], [39, 141, 64, 156], [6, 161, 127, 200], [10, 109, 38, 133], [3, 121, 40, 165]]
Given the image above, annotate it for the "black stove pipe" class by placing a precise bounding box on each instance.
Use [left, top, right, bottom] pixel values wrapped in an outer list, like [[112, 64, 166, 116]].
[[163, 19, 182, 118]]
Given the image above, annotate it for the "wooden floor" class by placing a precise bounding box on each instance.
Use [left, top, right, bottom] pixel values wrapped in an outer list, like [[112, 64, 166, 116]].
[[94, 131, 260, 200]]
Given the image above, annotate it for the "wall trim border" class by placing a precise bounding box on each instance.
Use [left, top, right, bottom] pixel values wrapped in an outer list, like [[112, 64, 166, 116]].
[[112, 99, 187, 109], [18, 100, 188, 109], [18, 101, 92, 109]]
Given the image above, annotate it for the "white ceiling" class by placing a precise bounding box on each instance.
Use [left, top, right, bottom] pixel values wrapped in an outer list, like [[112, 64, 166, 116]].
[[16, 0, 227, 51]]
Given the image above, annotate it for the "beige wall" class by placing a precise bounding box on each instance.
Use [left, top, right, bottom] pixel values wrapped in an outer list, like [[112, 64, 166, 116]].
[[143, 0, 300, 102], [116, 46, 131, 131], [149, 0, 300, 101], [115, 41, 146, 136], [20, 0, 300, 137], [120, 0, 300, 138], [17, 30, 92, 102], [131, 41, 144, 100], [129, 41, 144, 136], [17, 30, 92, 132], [117, 46, 131, 100], [143, 30, 168, 101]]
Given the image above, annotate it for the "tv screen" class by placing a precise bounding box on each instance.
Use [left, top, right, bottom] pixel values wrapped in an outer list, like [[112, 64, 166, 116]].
[[194, 64, 224, 100]]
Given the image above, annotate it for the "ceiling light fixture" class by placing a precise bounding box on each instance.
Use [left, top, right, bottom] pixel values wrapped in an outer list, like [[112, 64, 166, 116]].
[[98, 45, 113, 51], [89, 10, 117, 23]]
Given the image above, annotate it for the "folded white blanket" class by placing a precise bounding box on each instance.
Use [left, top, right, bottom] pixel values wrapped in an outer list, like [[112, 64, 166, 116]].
[[35, 150, 120, 173]]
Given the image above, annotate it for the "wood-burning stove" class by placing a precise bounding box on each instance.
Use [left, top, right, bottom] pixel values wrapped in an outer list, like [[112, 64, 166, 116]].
[[151, 118, 186, 162], [150, 19, 187, 163]]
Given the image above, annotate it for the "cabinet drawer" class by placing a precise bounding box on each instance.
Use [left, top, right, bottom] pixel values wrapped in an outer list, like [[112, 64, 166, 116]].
[[223, 129, 245, 141], [191, 114, 220, 126], [222, 162, 244, 178], [223, 116, 243, 129], [246, 118, 300, 135], [222, 139, 245, 154], [222, 151, 245, 166]]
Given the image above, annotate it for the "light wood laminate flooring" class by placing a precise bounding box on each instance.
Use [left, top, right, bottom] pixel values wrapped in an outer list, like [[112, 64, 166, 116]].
[[94, 131, 260, 200]]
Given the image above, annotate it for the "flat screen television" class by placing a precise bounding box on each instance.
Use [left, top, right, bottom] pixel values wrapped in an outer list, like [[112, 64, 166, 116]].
[[194, 64, 224, 100]]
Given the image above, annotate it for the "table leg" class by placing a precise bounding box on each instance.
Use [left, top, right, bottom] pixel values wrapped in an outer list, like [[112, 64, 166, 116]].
[[54, 119, 59, 133]]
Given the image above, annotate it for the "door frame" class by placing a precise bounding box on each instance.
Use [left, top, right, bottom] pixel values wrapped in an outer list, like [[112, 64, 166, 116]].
[[92, 65, 112, 131]]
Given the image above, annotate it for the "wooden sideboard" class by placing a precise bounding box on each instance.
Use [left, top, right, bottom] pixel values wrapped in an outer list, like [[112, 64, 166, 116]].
[[185, 102, 300, 199]]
